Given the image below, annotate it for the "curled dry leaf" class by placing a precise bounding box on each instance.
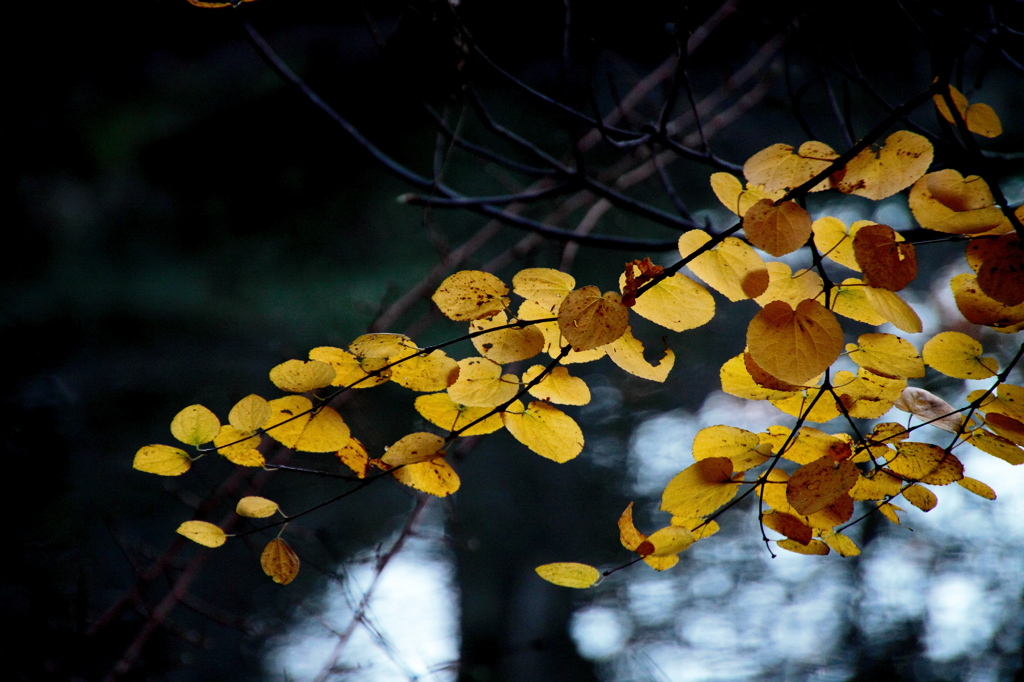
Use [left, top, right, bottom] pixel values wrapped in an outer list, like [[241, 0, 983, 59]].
[[908, 170, 1007, 235], [893, 387, 965, 433], [950, 273, 1024, 331]]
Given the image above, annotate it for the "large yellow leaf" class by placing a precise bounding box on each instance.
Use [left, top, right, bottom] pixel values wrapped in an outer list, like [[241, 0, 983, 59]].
[[535, 562, 600, 589], [742, 141, 839, 193], [889, 442, 964, 485], [170, 404, 221, 446], [309, 346, 391, 388], [709, 172, 784, 216], [908, 170, 1007, 235], [133, 444, 192, 476], [261, 538, 300, 585], [470, 311, 546, 363], [388, 348, 460, 393], [834, 130, 934, 200], [447, 357, 519, 408], [392, 457, 461, 496], [678, 229, 769, 301], [228, 394, 271, 434], [660, 457, 738, 518], [603, 327, 675, 382], [753, 262, 823, 308], [557, 286, 630, 351], [520, 366, 591, 406], [269, 360, 336, 393], [512, 268, 575, 311], [951, 273, 1024, 331], [414, 393, 505, 436], [502, 401, 584, 463], [853, 223, 917, 291], [786, 457, 858, 515], [846, 333, 925, 379], [619, 270, 715, 332], [382, 432, 445, 467], [742, 199, 813, 257], [746, 299, 844, 385], [693, 425, 769, 472], [812, 217, 863, 271], [922, 331, 999, 379], [431, 270, 510, 321], [934, 84, 1003, 137], [176, 520, 227, 548], [265, 396, 350, 452], [236, 496, 279, 518]]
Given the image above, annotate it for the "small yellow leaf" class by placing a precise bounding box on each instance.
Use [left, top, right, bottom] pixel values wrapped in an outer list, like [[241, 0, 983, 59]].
[[922, 331, 998, 379], [645, 526, 695, 556], [348, 333, 416, 359], [535, 562, 600, 589], [678, 229, 769, 301], [447, 357, 519, 408], [512, 268, 575, 311], [392, 457, 461, 496], [557, 287, 630, 351], [958, 477, 996, 500], [170, 404, 221, 446], [336, 437, 369, 478], [877, 501, 904, 524], [309, 346, 391, 388], [432, 270, 510, 321], [502, 401, 584, 463], [618, 502, 647, 552], [213, 425, 264, 467], [762, 426, 853, 466], [261, 538, 300, 585], [133, 444, 192, 476], [834, 368, 906, 420], [414, 393, 505, 436], [821, 279, 887, 326], [236, 496, 279, 518], [902, 484, 937, 511], [746, 299, 844, 385], [382, 432, 445, 467], [969, 429, 1024, 465], [834, 130, 934, 200], [660, 457, 738, 518], [265, 396, 351, 453], [743, 199, 813, 257], [846, 333, 925, 379], [388, 348, 460, 393], [934, 84, 1002, 137], [176, 520, 227, 548], [228, 394, 271, 434], [521, 366, 591, 406], [269, 360, 336, 393], [603, 327, 675, 382]]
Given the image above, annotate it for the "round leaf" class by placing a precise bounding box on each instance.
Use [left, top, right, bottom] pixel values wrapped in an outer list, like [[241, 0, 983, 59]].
[[261, 538, 300, 585], [557, 286, 630, 352], [746, 299, 844, 385], [170, 404, 221, 446], [133, 444, 192, 476], [176, 520, 227, 548]]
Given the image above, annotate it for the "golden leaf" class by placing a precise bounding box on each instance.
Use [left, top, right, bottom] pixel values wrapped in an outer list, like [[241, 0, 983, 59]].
[[709, 172, 785, 216], [603, 327, 675, 382], [337, 437, 369, 478], [133, 444, 192, 476], [753, 262, 824, 308], [761, 426, 853, 466], [743, 199, 813, 257], [470, 311, 546, 364], [985, 413, 1024, 446], [958, 477, 997, 500], [617, 502, 647, 552], [660, 457, 738, 518], [719, 353, 800, 401], [236, 496, 279, 519], [693, 425, 769, 472], [520, 366, 591, 406], [170, 404, 221, 447], [969, 429, 1024, 465], [388, 348, 460, 393], [834, 368, 906, 420], [820, 530, 861, 557], [557, 286, 630, 351], [176, 520, 227, 548], [512, 268, 575, 311], [850, 471, 903, 500], [645, 526, 695, 556], [447, 357, 519, 408], [392, 457, 461, 496], [746, 299, 844, 385], [535, 562, 600, 589], [922, 331, 999, 379], [261, 538, 300, 585], [846, 333, 925, 379], [348, 333, 416, 359], [770, 385, 843, 424], [382, 432, 445, 467], [742, 141, 839, 193], [414, 393, 505, 436], [933, 84, 1003, 137], [778, 538, 830, 555], [834, 130, 934, 200], [678, 229, 769, 301], [762, 510, 813, 545], [786, 457, 858, 515], [619, 269, 715, 332], [502, 401, 584, 463], [902, 484, 937, 511], [431, 270, 510, 321], [821, 279, 887, 326], [269, 360, 336, 393], [309, 346, 391, 388], [908, 170, 1007, 235], [213, 425, 264, 466], [812, 217, 863, 271], [265, 396, 351, 452], [228, 394, 271, 434], [888, 442, 964, 485], [951, 272, 1024, 330], [862, 285, 922, 333]]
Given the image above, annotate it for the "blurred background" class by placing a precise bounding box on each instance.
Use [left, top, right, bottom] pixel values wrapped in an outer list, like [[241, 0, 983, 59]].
[[8, 1, 1024, 680]]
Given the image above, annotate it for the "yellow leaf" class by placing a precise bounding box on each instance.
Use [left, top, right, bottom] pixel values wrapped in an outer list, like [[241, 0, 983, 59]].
[[431, 270, 510, 321], [660, 457, 738, 518], [835, 130, 934, 200], [133, 444, 192, 476], [678, 229, 769, 301], [261, 538, 300, 585], [236, 496, 279, 518], [336, 437, 369, 478], [922, 331, 998, 379], [908, 170, 1007, 235], [850, 471, 903, 500], [645, 526, 695, 556], [470, 311, 546, 364], [742, 199, 813, 257], [762, 510, 813, 545], [852, 223, 917, 291], [778, 538, 830, 555], [348, 333, 416, 359], [512, 268, 575, 311], [820, 279, 887, 326], [176, 520, 227, 548], [746, 299, 844, 385], [382, 432, 445, 467], [976, 384, 1024, 422], [693, 425, 769, 472], [753, 262, 823, 308], [269, 360, 336, 393], [958, 477, 996, 500], [617, 502, 647, 552], [770, 384, 843, 424], [619, 269, 715, 332], [820, 530, 861, 557], [535, 562, 600, 589], [170, 404, 221, 446], [902, 484, 937, 511], [557, 286, 630, 351], [228, 394, 271, 434], [414, 393, 505, 436], [309, 346, 391, 388], [833, 368, 906, 420], [671, 516, 721, 540], [743, 352, 804, 393], [934, 84, 1003, 137], [889, 442, 963, 485], [213, 425, 264, 466], [603, 327, 675, 382], [985, 413, 1024, 446], [846, 333, 925, 379], [862, 285, 922, 333], [447, 357, 519, 408], [877, 501, 904, 524], [951, 272, 1024, 331], [786, 458, 858, 515], [761, 425, 852, 465], [709, 172, 784, 216], [265, 396, 351, 452], [893, 387, 965, 433], [520, 366, 591, 406], [742, 141, 839, 193], [388, 348, 460, 393], [393, 457, 461, 496], [719, 353, 800, 401], [812, 217, 863, 271], [969, 429, 1024, 465], [502, 401, 584, 463]]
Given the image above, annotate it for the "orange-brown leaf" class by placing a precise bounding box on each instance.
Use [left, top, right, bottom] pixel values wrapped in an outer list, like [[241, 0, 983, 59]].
[[786, 457, 858, 515], [746, 299, 844, 385], [852, 223, 917, 291], [743, 199, 813, 257], [557, 286, 630, 351]]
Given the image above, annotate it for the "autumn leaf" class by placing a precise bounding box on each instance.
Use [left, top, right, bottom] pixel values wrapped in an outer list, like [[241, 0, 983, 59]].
[[645, 526, 695, 556], [469, 311, 546, 364], [520, 366, 591, 406], [660, 457, 738, 518], [762, 510, 813, 545], [213, 425, 265, 467], [743, 141, 839, 193], [557, 286, 630, 351], [678, 229, 769, 301], [951, 273, 1024, 331], [908, 170, 1007, 235], [388, 348, 460, 393], [603, 327, 675, 382], [512, 268, 575, 311], [382, 432, 446, 467], [888, 442, 964, 485], [502, 401, 584, 463], [392, 457, 461, 496], [786, 457, 858, 515], [852, 223, 917, 291], [719, 353, 800, 402], [834, 130, 934, 200], [693, 425, 770, 472], [228, 394, 271, 434], [709, 172, 784, 216], [922, 331, 999, 379], [846, 333, 925, 379], [778, 538, 830, 555], [261, 538, 300, 585], [958, 477, 996, 500], [414, 393, 506, 436], [133, 444, 192, 476], [236, 496, 279, 518], [933, 84, 1003, 137], [269, 359, 336, 393], [431, 270, 510, 321], [742, 199, 813, 257], [170, 404, 221, 446], [902, 484, 937, 511], [337, 437, 370, 478], [309, 346, 391, 388], [619, 269, 715, 332], [535, 562, 600, 589], [976, 235, 1024, 306], [893, 387, 965, 433], [265, 396, 351, 453], [753, 262, 823, 308], [617, 502, 648, 553], [176, 520, 227, 548], [746, 299, 844, 385], [620, 258, 664, 307], [518, 300, 607, 365], [447, 357, 519, 408], [820, 530, 861, 557], [812, 217, 864, 271], [968, 429, 1024, 465]]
